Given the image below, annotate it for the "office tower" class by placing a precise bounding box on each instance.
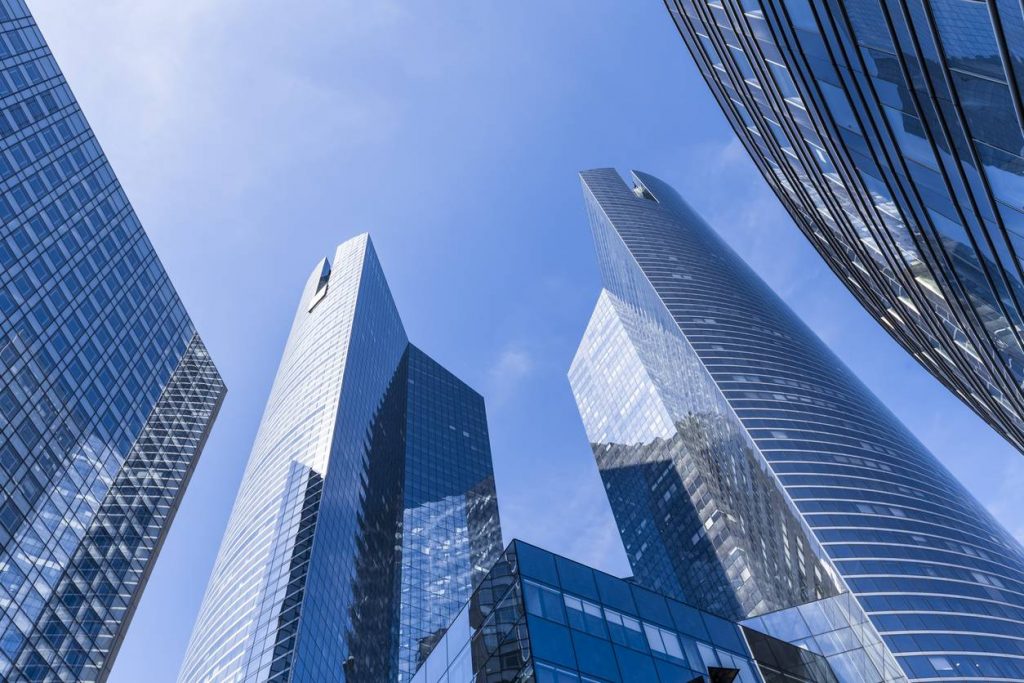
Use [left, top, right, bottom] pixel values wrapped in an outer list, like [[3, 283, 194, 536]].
[[0, 2, 225, 681], [663, 0, 1024, 453], [413, 540, 841, 683], [569, 169, 1024, 682], [180, 234, 502, 683]]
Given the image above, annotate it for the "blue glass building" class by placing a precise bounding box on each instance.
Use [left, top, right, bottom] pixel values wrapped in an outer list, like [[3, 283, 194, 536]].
[[664, 0, 1024, 453], [569, 169, 1024, 681], [180, 234, 502, 683], [0, 1, 225, 680], [412, 540, 837, 683]]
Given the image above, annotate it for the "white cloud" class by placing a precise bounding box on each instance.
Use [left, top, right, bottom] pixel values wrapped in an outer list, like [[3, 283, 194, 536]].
[[28, 0, 409, 206], [487, 346, 533, 403], [712, 136, 749, 171]]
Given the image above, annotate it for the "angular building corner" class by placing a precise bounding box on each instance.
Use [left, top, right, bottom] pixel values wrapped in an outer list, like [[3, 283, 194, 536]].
[[180, 234, 502, 683], [569, 168, 1024, 682], [0, 2, 225, 681], [664, 0, 1024, 453]]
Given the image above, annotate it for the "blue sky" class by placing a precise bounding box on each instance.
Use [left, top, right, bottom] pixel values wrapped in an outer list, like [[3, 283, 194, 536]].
[[27, 1, 1024, 680]]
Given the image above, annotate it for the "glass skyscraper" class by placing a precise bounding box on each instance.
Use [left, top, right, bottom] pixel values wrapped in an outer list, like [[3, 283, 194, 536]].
[[663, 0, 1024, 453], [180, 234, 502, 683], [569, 169, 1024, 681], [0, 1, 225, 681]]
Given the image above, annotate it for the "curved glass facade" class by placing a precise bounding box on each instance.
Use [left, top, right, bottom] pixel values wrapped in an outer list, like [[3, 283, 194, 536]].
[[0, 1, 225, 680], [180, 235, 501, 683], [569, 169, 1024, 681], [664, 0, 1024, 452]]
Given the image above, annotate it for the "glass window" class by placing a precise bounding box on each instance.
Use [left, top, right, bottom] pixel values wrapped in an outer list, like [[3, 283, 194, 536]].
[[952, 71, 1022, 155], [524, 580, 566, 624], [565, 594, 607, 638], [555, 556, 599, 600], [703, 613, 748, 654], [630, 585, 673, 627], [660, 630, 685, 661], [535, 663, 580, 683], [613, 644, 659, 683], [781, 0, 819, 33], [582, 601, 606, 638], [697, 642, 720, 669], [605, 608, 647, 651], [516, 543, 560, 586], [644, 623, 666, 655], [569, 631, 617, 679], [529, 618, 577, 670], [932, 0, 1004, 81], [643, 623, 686, 663], [595, 572, 636, 614], [669, 601, 709, 640]]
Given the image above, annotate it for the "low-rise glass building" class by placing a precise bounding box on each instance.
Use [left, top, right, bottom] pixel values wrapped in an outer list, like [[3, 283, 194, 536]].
[[412, 540, 838, 683]]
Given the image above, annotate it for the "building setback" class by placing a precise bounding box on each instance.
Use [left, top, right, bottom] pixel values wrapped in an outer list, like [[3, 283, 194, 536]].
[[180, 234, 501, 683], [0, 1, 225, 680], [569, 169, 1024, 682], [664, 0, 1024, 453]]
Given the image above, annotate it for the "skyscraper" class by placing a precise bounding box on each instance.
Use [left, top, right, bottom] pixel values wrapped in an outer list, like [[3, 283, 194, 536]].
[[569, 169, 1024, 682], [180, 234, 502, 683], [0, 2, 225, 681], [663, 0, 1024, 453]]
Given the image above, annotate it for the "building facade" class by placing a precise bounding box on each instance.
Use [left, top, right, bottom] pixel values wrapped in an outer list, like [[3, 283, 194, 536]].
[[664, 0, 1024, 452], [569, 169, 1024, 681], [412, 540, 834, 683], [0, 1, 225, 681], [180, 234, 502, 683]]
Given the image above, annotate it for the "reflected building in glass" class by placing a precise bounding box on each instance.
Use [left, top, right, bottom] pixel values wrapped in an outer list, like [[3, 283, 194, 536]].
[[180, 234, 502, 683], [0, 1, 225, 681], [664, 0, 1024, 453], [569, 169, 1024, 681]]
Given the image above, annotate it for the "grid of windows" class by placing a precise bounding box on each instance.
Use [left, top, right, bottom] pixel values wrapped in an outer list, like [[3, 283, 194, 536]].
[[569, 169, 1024, 681], [412, 540, 784, 683], [180, 235, 501, 683], [0, 1, 225, 680], [664, 0, 1024, 453], [396, 346, 502, 680]]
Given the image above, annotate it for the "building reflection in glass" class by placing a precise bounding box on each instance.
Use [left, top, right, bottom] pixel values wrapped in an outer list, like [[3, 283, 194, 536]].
[[569, 169, 1024, 681]]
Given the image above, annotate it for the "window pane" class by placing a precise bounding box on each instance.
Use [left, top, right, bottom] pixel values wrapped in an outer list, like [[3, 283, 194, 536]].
[[644, 623, 665, 654]]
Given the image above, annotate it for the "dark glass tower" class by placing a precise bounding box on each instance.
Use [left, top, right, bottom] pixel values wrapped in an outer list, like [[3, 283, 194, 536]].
[[664, 0, 1024, 453], [569, 169, 1024, 682], [0, 2, 225, 681], [180, 234, 502, 683]]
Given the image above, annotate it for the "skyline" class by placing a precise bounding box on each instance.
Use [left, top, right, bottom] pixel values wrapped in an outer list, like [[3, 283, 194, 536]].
[[14, 1, 1024, 681]]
